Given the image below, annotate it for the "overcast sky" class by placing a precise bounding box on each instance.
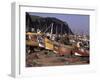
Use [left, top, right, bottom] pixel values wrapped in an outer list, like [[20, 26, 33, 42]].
[[28, 12, 89, 35]]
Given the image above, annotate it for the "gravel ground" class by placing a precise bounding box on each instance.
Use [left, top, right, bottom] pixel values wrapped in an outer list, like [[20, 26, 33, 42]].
[[26, 50, 89, 67]]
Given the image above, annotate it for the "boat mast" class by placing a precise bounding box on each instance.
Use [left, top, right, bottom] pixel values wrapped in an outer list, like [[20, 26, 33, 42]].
[[50, 23, 53, 39]]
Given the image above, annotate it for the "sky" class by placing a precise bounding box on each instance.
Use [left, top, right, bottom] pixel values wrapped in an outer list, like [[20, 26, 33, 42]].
[[28, 12, 89, 35]]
